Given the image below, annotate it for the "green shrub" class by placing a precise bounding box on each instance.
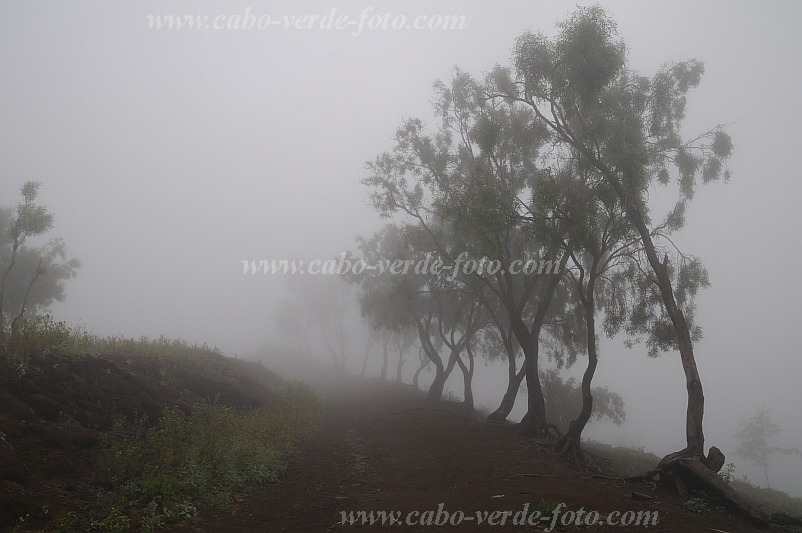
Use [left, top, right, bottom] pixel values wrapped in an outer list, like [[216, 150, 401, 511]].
[[96, 382, 321, 528], [1, 312, 224, 363], [1, 314, 73, 361]]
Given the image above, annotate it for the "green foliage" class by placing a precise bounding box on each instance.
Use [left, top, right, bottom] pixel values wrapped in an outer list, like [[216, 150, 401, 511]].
[[1, 314, 74, 360], [605, 254, 708, 357], [8, 181, 54, 240], [1, 181, 78, 323], [2, 320, 309, 530], [554, 5, 626, 104], [52, 511, 80, 533], [683, 497, 721, 514], [91, 507, 131, 532], [539, 368, 626, 432], [534, 497, 563, 516], [96, 382, 321, 528], [0, 314, 227, 387]]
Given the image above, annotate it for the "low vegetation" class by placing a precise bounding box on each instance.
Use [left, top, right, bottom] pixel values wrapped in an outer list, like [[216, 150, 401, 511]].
[[92, 382, 320, 531], [583, 440, 662, 479], [0, 315, 322, 531]]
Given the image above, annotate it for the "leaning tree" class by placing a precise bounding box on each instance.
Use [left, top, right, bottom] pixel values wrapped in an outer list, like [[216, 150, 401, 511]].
[[485, 8, 784, 527], [490, 5, 732, 460], [363, 68, 583, 436]]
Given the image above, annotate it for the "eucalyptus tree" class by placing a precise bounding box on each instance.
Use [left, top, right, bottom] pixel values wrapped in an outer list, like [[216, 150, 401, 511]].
[[360, 323, 379, 376], [283, 272, 353, 371], [478, 296, 525, 421], [492, 6, 733, 457], [734, 409, 802, 489], [352, 226, 412, 381], [537, 162, 640, 458], [540, 368, 625, 434], [1, 182, 79, 334], [363, 68, 577, 436], [3, 238, 80, 321], [411, 345, 431, 389], [392, 325, 416, 383], [434, 281, 488, 410], [351, 223, 458, 398]]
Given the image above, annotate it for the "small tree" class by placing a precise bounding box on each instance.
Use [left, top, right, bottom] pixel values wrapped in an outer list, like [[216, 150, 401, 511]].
[[282, 273, 353, 372], [1, 181, 54, 321], [1, 182, 79, 349], [734, 409, 801, 488]]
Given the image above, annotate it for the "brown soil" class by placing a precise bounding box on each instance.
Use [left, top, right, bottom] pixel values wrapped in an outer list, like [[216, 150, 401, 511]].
[[0, 350, 283, 531], [168, 374, 769, 533], [0, 352, 782, 533]]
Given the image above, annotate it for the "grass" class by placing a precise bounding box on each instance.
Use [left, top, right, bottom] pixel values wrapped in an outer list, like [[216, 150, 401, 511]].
[[92, 382, 321, 530], [729, 477, 802, 517], [0, 314, 224, 365], [1, 314, 323, 531], [583, 440, 662, 478]]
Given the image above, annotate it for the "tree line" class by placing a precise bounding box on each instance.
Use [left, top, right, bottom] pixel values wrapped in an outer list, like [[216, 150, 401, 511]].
[[347, 6, 732, 464]]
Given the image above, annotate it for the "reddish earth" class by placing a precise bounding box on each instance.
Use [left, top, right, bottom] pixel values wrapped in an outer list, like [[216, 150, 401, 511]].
[[0, 350, 283, 531], [169, 375, 768, 533], [0, 352, 781, 532]]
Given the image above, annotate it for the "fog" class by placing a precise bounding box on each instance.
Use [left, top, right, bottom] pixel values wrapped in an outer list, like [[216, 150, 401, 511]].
[[2, 1, 801, 496]]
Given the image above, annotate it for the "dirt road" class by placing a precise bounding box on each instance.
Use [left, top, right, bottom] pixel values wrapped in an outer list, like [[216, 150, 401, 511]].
[[170, 375, 762, 532]]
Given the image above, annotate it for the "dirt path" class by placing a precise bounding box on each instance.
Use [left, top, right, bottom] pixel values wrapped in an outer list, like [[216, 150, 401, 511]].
[[169, 376, 763, 532]]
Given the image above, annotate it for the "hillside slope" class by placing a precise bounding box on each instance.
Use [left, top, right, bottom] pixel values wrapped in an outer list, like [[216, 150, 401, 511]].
[[0, 347, 284, 529]]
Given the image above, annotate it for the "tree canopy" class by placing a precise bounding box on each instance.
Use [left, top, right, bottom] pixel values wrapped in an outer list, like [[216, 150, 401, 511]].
[[0, 182, 80, 329], [352, 4, 731, 464]]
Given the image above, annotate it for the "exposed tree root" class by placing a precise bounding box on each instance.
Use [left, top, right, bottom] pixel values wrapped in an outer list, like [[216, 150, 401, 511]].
[[627, 446, 771, 528]]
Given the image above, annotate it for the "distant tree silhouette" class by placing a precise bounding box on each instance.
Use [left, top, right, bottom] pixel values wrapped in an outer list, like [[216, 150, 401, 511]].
[[734, 409, 801, 488]]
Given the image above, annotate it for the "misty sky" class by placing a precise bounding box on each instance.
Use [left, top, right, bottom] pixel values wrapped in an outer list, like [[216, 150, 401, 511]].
[[2, 1, 801, 495]]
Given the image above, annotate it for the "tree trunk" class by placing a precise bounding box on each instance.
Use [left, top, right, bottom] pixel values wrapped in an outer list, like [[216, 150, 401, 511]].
[[16, 257, 44, 321], [395, 353, 405, 383], [455, 342, 476, 410], [0, 240, 21, 321], [582, 155, 706, 457], [670, 458, 769, 527], [521, 95, 707, 457], [428, 371, 446, 399], [360, 349, 369, 376], [462, 373, 474, 409], [428, 348, 460, 400], [415, 317, 448, 399], [395, 333, 411, 383], [555, 271, 597, 459], [629, 202, 705, 457], [488, 360, 526, 422], [413, 348, 428, 389], [427, 367, 447, 399], [520, 349, 546, 436], [380, 333, 390, 381], [510, 255, 566, 437]]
